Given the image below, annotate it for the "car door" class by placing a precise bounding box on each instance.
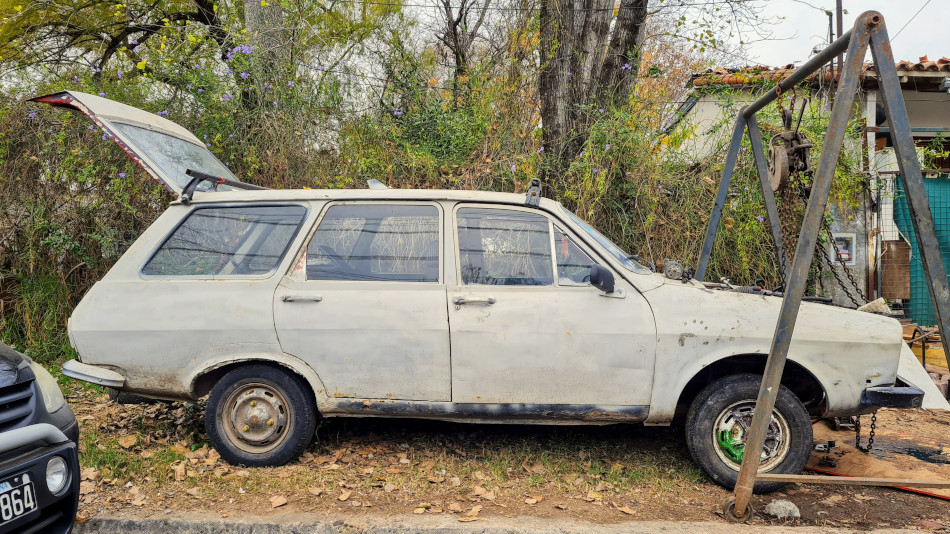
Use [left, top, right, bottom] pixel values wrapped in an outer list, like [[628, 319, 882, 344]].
[[447, 205, 656, 406], [273, 202, 451, 401]]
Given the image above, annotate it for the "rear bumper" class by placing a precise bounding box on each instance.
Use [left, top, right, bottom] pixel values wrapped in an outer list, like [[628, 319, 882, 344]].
[[61, 359, 125, 388], [860, 386, 925, 409]]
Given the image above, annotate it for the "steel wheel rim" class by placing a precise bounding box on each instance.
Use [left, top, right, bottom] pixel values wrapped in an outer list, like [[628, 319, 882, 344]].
[[221, 382, 292, 455], [712, 400, 791, 472]]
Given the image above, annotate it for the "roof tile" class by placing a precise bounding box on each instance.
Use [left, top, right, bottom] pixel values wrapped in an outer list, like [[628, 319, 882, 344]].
[[692, 57, 950, 87]]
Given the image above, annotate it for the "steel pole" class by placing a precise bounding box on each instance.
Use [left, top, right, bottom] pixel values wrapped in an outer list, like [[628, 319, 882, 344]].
[[741, 28, 854, 118], [869, 25, 950, 361], [696, 116, 747, 281], [729, 12, 879, 519], [747, 115, 790, 278]]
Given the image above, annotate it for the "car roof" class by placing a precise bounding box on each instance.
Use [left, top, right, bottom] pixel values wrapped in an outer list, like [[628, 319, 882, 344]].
[[180, 187, 563, 211]]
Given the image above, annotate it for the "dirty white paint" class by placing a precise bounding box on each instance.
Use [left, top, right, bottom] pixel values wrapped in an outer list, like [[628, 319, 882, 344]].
[[68, 189, 908, 425], [641, 277, 904, 422], [59, 94, 913, 426], [897, 343, 950, 410]]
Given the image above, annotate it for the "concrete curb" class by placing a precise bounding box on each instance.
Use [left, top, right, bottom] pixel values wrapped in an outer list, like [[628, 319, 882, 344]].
[[73, 513, 920, 534]]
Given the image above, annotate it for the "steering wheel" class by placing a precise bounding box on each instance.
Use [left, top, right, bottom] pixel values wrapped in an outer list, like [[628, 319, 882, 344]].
[[316, 244, 355, 275]]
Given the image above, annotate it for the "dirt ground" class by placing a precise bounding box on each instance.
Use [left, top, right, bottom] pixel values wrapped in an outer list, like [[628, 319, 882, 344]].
[[67, 384, 950, 531]]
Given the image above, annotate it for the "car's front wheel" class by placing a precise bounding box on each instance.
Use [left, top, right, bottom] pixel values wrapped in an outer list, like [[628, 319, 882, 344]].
[[685, 373, 812, 493], [205, 364, 318, 466]]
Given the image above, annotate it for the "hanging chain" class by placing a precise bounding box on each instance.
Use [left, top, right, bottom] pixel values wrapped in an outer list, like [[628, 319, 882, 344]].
[[816, 235, 864, 308], [855, 413, 877, 453], [791, 180, 867, 307]]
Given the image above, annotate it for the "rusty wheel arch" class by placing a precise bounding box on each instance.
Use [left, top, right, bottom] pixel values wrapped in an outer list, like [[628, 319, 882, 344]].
[[673, 355, 827, 420]]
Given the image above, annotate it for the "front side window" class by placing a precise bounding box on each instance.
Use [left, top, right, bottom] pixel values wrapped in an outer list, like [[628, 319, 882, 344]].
[[143, 205, 307, 277], [554, 226, 594, 286], [559, 206, 652, 274], [457, 208, 553, 286], [306, 204, 439, 282]]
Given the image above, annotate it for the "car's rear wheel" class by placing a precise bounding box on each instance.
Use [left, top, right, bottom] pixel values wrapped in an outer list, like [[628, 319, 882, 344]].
[[205, 364, 317, 466], [685, 373, 812, 493]]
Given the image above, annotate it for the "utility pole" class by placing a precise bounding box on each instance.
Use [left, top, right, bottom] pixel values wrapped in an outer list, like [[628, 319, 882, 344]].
[[835, 0, 844, 98]]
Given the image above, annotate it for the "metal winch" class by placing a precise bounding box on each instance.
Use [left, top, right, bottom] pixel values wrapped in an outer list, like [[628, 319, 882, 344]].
[[767, 103, 814, 192]]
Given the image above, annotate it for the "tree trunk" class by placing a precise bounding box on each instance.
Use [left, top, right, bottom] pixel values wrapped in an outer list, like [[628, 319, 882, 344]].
[[538, 0, 648, 181], [243, 0, 292, 106]]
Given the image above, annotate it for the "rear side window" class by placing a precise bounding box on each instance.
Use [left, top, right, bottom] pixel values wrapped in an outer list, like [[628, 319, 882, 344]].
[[306, 204, 439, 282], [143, 205, 307, 277]]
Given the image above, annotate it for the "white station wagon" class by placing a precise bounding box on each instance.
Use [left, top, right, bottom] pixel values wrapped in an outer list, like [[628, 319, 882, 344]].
[[40, 91, 936, 492]]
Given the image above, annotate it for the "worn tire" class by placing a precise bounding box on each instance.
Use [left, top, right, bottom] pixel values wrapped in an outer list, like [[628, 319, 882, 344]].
[[205, 365, 317, 467], [685, 373, 812, 493]]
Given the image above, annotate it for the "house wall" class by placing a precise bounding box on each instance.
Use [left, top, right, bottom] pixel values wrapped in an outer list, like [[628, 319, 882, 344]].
[[676, 92, 757, 159]]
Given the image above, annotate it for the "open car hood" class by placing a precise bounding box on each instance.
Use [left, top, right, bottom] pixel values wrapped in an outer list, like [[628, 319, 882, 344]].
[[31, 91, 242, 197]]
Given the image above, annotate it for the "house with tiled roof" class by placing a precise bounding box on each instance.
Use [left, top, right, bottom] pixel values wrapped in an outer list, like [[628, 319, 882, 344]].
[[676, 56, 950, 318]]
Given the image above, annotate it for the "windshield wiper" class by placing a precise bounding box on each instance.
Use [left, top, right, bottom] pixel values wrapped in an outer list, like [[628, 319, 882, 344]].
[[180, 169, 268, 204]]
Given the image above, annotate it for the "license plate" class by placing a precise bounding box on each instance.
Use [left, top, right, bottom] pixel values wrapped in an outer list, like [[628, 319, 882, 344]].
[[0, 473, 36, 525]]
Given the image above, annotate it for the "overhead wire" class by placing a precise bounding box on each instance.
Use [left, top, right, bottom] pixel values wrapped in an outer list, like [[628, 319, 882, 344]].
[[892, 0, 932, 40]]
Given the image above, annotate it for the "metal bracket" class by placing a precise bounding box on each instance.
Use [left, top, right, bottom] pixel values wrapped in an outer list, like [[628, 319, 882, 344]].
[[524, 178, 541, 207]]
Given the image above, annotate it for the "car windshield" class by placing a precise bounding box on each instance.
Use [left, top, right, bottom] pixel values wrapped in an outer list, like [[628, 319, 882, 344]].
[[111, 122, 236, 191], [560, 206, 652, 274]]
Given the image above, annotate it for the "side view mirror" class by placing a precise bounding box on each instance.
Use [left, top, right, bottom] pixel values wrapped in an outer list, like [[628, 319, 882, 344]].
[[589, 264, 615, 294]]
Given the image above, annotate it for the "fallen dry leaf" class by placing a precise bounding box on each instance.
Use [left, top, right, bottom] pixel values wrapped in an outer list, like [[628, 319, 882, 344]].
[[617, 506, 636, 515], [308, 487, 324, 496], [413, 507, 426, 514], [458, 517, 486, 522], [173, 464, 186, 482], [186, 488, 199, 496], [270, 495, 288, 508], [117, 435, 137, 449], [383, 483, 396, 493], [338, 491, 352, 502], [79, 481, 95, 495], [448, 502, 463, 513], [525, 498, 538, 505]]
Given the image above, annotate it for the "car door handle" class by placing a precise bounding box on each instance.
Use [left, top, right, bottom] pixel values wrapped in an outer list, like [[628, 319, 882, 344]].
[[452, 296, 496, 306], [281, 295, 323, 303]]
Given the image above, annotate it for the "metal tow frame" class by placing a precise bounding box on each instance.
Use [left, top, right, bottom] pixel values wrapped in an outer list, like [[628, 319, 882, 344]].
[[694, 11, 950, 521]]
